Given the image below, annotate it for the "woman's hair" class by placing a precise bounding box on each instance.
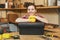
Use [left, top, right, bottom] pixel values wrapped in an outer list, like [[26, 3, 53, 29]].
[[24, 2, 36, 9]]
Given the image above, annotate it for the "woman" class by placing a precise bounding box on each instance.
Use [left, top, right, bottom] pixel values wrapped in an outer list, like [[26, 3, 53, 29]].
[[15, 3, 48, 23]]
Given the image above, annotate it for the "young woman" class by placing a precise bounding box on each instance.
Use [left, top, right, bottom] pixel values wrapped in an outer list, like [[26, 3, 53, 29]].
[[15, 3, 48, 23]]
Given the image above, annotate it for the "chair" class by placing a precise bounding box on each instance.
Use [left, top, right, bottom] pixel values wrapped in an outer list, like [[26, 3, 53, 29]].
[[7, 13, 18, 23], [7, 13, 19, 32], [0, 18, 10, 33]]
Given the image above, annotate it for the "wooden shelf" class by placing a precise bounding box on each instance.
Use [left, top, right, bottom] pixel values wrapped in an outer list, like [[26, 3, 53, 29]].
[[20, 6, 60, 9], [0, 6, 60, 10], [0, 8, 22, 10], [37, 6, 59, 9]]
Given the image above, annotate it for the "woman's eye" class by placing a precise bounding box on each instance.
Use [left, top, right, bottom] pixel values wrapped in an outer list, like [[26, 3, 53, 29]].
[[32, 9, 34, 10], [28, 9, 30, 10], [28, 9, 34, 10]]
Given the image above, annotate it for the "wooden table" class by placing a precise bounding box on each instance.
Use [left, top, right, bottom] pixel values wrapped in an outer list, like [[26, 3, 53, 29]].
[[1, 31, 60, 40], [20, 35, 60, 40]]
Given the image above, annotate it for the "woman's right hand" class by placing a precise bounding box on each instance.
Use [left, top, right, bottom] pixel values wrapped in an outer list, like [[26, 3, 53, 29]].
[[15, 18, 29, 22]]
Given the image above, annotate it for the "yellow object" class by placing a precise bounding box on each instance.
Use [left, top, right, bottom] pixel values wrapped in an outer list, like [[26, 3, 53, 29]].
[[45, 33, 53, 37], [0, 35, 2, 39], [51, 34, 53, 37], [2, 33, 11, 39], [28, 15, 36, 22]]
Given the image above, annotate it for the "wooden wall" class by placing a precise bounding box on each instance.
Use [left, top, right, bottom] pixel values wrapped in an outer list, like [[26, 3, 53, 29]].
[[20, 0, 48, 6], [38, 9, 59, 24]]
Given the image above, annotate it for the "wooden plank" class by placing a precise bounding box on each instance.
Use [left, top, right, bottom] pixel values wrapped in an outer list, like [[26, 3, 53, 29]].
[[0, 6, 59, 10], [20, 35, 45, 40], [44, 28, 60, 33]]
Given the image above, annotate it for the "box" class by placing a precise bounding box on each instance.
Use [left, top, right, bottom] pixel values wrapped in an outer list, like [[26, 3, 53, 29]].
[[48, 0, 57, 6], [57, 0, 60, 6], [35, 0, 45, 6], [18, 22, 44, 35]]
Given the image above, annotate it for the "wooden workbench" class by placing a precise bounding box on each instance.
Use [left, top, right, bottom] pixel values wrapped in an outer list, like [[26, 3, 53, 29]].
[[4, 31, 60, 40], [1, 23, 60, 40]]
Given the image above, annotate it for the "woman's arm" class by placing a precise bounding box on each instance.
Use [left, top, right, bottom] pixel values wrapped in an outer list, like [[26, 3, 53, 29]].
[[15, 18, 29, 22], [35, 16, 48, 23]]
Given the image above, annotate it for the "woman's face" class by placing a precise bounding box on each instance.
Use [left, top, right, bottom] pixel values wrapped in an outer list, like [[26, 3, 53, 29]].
[[27, 5, 36, 15]]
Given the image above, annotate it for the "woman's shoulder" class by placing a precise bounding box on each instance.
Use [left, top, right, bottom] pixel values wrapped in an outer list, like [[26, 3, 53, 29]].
[[35, 14, 45, 18], [22, 14, 29, 19]]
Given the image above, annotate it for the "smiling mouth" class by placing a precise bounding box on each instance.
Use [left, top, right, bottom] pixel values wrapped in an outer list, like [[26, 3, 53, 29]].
[[28, 12, 34, 14]]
